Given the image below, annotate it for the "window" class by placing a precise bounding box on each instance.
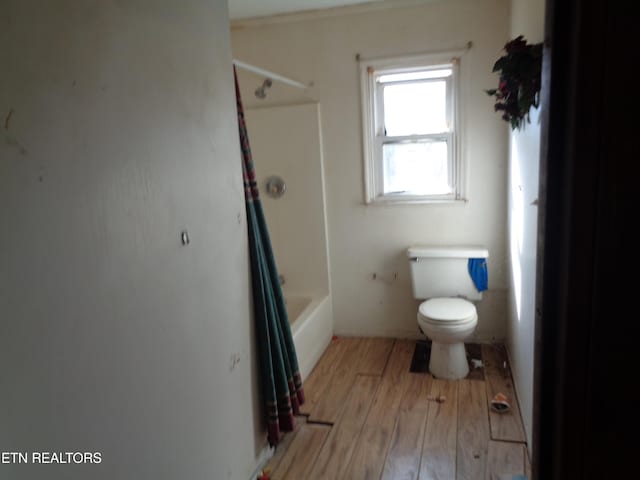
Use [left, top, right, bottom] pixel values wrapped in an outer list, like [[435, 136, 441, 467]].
[[360, 52, 465, 203]]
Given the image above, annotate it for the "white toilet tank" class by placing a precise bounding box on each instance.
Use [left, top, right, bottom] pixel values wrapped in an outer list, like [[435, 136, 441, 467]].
[[407, 246, 489, 301]]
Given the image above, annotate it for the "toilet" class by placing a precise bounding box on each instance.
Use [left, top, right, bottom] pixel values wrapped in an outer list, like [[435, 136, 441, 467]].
[[407, 246, 489, 380]]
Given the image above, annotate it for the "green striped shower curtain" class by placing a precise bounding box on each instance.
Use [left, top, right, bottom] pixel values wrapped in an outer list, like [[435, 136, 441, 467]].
[[234, 69, 305, 446]]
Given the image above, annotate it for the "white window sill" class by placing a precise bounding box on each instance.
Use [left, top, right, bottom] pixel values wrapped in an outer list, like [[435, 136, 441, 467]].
[[366, 196, 468, 206]]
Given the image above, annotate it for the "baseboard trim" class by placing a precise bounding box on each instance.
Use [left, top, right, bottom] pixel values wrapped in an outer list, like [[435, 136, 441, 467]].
[[248, 444, 274, 480]]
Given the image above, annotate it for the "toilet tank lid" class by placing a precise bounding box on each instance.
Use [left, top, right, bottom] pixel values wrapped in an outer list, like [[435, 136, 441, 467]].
[[407, 246, 489, 259]]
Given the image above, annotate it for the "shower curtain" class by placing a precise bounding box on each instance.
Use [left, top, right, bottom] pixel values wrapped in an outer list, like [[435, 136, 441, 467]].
[[233, 69, 305, 447]]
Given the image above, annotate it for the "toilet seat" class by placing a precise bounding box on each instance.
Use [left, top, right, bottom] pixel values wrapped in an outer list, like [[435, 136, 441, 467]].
[[415, 297, 478, 380], [418, 297, 477, 325]]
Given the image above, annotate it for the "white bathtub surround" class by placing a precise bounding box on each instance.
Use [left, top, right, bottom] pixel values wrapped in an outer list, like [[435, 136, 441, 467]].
[[286, 295, 313, 321], [243, 103, 333, 382], [244, 103, 330, 298]]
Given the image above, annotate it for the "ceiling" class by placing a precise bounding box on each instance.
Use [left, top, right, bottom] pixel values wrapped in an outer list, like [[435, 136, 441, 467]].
[[228, 0, 385, 20]]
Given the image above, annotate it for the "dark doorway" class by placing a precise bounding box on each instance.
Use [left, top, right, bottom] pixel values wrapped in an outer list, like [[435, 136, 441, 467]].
[[534, 0, 634, 477]]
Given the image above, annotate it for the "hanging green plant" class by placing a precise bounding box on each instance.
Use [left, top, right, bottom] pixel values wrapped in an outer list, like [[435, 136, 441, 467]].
[[486, 36, 543, 130]]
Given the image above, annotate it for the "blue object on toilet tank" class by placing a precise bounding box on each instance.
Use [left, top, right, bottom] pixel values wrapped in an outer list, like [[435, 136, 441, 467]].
[[468, 258, 488, 292]]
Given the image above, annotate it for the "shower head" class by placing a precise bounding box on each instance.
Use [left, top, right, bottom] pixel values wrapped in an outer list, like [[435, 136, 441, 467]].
[[255, 78, 272, 99]]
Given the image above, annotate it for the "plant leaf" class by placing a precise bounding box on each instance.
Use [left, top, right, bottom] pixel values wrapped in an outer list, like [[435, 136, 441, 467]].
[[492, 57, 507, 72]]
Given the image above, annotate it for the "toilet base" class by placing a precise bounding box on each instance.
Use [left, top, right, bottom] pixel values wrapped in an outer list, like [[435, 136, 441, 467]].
[[429, 341, 469, 380]]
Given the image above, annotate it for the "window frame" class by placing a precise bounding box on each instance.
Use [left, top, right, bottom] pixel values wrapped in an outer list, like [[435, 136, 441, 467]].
[[360, 51, 467, 204]]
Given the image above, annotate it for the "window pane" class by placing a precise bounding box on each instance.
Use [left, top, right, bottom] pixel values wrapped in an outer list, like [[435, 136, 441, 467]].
[[383, 81, 447, 136], [383, 141, 451, 195], [378, 69, 452, 83]]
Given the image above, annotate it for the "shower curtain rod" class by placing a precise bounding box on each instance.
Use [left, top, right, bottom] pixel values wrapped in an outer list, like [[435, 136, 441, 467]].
[[233, 59, 309, 90]]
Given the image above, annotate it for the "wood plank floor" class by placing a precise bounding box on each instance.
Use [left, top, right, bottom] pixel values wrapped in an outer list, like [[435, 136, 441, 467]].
[[267, 337, 531, 480]]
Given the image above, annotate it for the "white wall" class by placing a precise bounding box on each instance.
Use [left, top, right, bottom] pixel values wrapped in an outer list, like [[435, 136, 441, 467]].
[[232, 0, 510, 340], [0, 1, 265, 479], [507, 0, 546, 452]]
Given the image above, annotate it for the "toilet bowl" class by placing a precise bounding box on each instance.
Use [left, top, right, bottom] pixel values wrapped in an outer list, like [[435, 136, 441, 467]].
[[417, 297, 478, 379]]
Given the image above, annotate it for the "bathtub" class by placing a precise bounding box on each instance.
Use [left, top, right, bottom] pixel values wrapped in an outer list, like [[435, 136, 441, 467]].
[[285, 294, 333, 381]]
